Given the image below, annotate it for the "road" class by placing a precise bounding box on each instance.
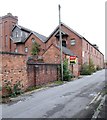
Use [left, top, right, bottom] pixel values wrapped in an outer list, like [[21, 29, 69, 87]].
[[2, 69, 105, 118]]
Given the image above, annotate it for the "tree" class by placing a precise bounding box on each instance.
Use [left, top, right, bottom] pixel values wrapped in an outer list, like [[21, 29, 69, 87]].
[[63, 59, 72, 81], [31, 42, 41, 55]]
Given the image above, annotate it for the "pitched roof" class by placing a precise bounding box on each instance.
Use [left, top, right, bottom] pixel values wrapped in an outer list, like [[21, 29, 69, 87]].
[[45, 22, 83, 42], [43, 43, 76, 57], [61, 22, 83, 38], [33, 32, 47, 42], [56, 45, 76, 56], [55, 29, 69, 37], [45, 23, 103, 55], [12, 24, 47, 43]]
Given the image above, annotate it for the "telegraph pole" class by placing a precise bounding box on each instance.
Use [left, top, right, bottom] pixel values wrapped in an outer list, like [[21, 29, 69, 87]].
[[59, 4, 63, 81]]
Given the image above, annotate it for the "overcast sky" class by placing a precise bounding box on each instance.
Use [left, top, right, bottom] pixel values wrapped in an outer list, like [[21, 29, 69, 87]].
[[0, 0, 105, 59]]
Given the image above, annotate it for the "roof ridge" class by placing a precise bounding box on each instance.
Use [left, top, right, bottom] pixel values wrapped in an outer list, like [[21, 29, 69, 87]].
[[12, 24, 47, 43], [61, 22, 83, 38], [45, 22, 83, 42], [33, 31, 47, 38]]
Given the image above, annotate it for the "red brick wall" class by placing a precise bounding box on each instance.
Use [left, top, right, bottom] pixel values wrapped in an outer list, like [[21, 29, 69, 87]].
[[27, 63, 60, 86], [43, 44, 79, 77], [45, 35, 58, 50], [45, 24, 104, 70], [45, 25, 82, 70], [0, 18, 2, 51], [1, 13, 18, 52], [82, 38, 104, 69], [82, 39, 90, 64], [10, 42, 16, 53], [61, 25, 82, 67], [0, 52, 28, 95], [0, 53, 2, 87], [27, 65, 35, 87], [14, 34, 46, 57], [24, 34, 45, 56], [0, 52, 61, 95], [43, 44, 65, 64]]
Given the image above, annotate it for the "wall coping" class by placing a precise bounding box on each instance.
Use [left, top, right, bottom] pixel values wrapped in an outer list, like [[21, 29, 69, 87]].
[[0, 51, 26, 56], [27, 62, 60, 66]]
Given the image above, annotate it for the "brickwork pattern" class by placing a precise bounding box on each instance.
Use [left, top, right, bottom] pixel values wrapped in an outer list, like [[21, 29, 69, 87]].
[[45, 24, 104, 69], [0, 53, 28, 95], [43, 44, 79, 77], [27, 62, 60, 87]]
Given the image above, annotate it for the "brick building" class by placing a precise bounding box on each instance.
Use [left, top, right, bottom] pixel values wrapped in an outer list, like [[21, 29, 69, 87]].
[[45, 23, 104, 70], [0, 13, 18, 52], [0, 52, 60, 96], [0, 13, 104, 72], [10, 25, 47, 56], [43, 44, 79, 77], [0, 13, 47, 57], [0, 13, 105, 95]]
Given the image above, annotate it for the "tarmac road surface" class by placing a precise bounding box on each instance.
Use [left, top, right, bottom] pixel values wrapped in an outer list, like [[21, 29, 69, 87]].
[[1, 69, 105, 118]]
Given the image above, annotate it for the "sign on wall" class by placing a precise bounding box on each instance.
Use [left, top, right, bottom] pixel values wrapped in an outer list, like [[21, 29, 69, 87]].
[[70, 56, 77, 64]]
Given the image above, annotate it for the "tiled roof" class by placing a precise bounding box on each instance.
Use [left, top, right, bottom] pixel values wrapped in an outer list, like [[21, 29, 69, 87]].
[[61, 22, 83, 38], [18, 25, 31, 33], [56, 45, 75, 56], [12, 25, 47, 43], [33, 32, 47, 42], [45, 22, 83, 42]]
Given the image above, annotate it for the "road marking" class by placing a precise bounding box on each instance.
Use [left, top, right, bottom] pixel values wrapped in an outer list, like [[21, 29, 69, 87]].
[[91, 96, 105, 120], [96, 95, 102, 102], [89, 92, 101, 105]]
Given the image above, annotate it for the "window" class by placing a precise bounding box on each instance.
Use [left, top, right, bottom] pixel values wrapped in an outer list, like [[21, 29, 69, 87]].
[[82, 51, 85, 57], [16, 31, 18, 37], [15, 48, 18, 53], [62, 40, 66, 47], [32, 38, 35, 43], [71, 39, 76, 45], [25, 47, 28, 53], [21, 31, 23, 36]]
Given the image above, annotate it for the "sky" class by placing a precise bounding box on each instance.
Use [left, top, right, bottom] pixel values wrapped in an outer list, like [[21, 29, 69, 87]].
[[0, 0, 106, 59]]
